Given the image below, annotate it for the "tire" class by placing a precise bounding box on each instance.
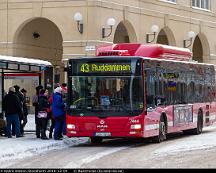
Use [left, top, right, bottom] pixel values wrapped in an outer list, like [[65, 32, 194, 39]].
[[153, 116, 167, 143], [183, 110, 203, 135], [90, 137, 103, 144], [192, 111, 203, 135]]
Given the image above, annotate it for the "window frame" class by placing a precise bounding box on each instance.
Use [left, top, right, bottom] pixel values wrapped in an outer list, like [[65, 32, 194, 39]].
[[160, 0, 177, 4], [192, 0, 211, 11]]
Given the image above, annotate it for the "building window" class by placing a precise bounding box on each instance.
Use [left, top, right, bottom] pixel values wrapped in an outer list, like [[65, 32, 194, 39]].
[[161, 0, 176, 3], [192, 0, 211, 10], [166, 0, 176, 2]]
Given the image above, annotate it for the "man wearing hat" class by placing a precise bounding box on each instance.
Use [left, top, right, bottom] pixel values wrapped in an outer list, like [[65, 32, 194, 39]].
[[52, 87, 66, 140]]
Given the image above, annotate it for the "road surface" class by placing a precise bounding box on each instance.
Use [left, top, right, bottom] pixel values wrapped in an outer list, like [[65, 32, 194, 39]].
[[6, 125, 216, 169]]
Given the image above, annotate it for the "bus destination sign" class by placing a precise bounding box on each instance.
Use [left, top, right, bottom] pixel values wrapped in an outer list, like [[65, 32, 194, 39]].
[[78, 62, 131, 73]]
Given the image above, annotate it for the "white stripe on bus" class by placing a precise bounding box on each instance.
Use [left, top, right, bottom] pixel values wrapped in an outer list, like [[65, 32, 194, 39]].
[[145, 124, 159, 131], [145, 121, 173, 131]]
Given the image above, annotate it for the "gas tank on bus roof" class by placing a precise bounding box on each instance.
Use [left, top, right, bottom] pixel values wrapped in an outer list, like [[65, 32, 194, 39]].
[[96, 43, 192, 61]]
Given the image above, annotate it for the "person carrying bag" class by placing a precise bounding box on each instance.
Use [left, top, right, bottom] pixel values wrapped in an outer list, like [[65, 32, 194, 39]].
[[38, 89, 50, 140]]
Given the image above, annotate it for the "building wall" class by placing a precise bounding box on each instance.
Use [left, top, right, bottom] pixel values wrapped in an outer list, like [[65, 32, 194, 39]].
[[0, 0, 216, 82]]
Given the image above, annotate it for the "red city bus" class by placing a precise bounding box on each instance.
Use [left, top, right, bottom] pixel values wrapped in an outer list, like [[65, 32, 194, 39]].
[[66, 43, 216, 144]]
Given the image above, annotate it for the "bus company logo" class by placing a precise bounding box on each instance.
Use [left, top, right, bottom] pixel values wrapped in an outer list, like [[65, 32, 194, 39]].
[[97, 120, 108, 129], [100, 120, 105, 125]]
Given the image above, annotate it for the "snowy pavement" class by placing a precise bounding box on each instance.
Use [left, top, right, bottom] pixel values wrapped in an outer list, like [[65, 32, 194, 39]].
[[1, 114, 216, 168], [0, 115, 89, 168], [152, 124, 216, 157]]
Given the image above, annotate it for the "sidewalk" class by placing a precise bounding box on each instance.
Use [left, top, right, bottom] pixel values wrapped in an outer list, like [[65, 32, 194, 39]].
[[0, 115, 88, 168]]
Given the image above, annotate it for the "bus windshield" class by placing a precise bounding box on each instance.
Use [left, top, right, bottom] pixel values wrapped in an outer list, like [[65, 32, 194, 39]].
[[68, 76, 143, 117]]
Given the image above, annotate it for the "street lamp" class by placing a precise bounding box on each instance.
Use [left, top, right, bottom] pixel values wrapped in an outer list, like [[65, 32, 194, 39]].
[[74, 12, 83, 34], [183, 31, 196, 48], [102, 18, 116, 38], [146, 25, 159, 43]]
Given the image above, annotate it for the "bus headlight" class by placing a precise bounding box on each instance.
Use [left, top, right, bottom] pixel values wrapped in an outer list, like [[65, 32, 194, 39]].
[[67, 124, 76, 130], [131, 124, 142, 130]]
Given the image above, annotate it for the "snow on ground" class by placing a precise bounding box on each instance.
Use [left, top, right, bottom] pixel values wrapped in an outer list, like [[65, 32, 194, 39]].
[[152, 123, 216, 157], [1, 114, 216, 168], [0, 115, 89, 168]]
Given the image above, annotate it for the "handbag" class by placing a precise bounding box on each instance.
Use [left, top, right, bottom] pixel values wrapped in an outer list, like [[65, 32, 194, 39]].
[[37, 111, 48, 118]]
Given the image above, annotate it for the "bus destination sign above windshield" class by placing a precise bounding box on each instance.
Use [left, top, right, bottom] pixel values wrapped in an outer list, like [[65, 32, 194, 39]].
[[78, 62, 132, 74]]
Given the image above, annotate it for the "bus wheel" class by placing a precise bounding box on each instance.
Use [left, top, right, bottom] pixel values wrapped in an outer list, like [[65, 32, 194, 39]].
[[193, 111, 203, 135], [90, 137, 103, 144], [153, 116, 167, 143]]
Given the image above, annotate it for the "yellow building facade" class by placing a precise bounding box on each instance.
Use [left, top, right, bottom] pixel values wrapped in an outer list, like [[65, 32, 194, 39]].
[[0, 0, 216, 83]]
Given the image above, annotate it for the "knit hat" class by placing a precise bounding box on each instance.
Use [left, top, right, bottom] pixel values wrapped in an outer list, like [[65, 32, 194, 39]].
[[14, 85, 20, 92], [54, 87, 62, 94]]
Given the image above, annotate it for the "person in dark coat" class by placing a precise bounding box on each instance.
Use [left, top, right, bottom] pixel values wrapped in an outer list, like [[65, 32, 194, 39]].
[[12, 85, 24, 136], [38, 89, 50, 140], [47, 94, 55, 139], [11, 85, 24, 136], [52, 87, 66, 140], [32, 85, 43, 138], [2, 87, 23, 138], [20, 88, 28, 135]]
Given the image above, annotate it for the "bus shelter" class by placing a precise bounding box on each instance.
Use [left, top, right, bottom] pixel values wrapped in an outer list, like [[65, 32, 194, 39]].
[[0, 55, 52, 122]]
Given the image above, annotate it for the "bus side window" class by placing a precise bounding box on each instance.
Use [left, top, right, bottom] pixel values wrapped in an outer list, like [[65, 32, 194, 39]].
[[145, 70, 156, 108]]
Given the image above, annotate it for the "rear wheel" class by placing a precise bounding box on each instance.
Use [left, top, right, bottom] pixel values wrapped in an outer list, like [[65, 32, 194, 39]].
[[193, 111, 203, 135], [90, 137, 103, 144], [153, 116, 167, 143], [183, 110, 203, 135]]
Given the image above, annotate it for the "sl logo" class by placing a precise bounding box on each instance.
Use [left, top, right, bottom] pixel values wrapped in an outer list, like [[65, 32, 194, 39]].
[[100, 120, 105, 125]]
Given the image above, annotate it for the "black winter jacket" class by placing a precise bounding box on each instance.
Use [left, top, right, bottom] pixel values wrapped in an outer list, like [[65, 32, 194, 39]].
[[2, 91, 23, 116], [38, 95, 50, 112]]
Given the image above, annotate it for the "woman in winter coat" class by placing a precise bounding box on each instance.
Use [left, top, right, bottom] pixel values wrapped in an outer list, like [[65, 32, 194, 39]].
[[52, 87, 66, 140], [38, 89, 50, 140], [32, 85, 43, 138]]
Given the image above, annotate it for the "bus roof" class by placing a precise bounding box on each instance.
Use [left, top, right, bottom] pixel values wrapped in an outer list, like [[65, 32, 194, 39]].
[[142, 56, 215, 67], [96, 43, 192, 61], [69, 56, 215, 67]]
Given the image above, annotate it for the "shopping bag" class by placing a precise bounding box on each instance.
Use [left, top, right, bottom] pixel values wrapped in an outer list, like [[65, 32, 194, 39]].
[[37, 111, 48, 118]]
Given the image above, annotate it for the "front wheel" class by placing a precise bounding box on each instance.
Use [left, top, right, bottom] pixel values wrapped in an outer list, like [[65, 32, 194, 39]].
[[153, 116, 167, 143], [90, 137, 103, 144]]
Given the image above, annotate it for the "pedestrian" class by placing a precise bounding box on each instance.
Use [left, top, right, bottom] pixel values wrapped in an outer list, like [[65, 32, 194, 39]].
[[11, 85, 24, 136], [2, 87, 23, 138], [38, 89, 50, 140], [20, 88, 29, 136], [52, 87, 66, 140], [32, 85, 43, 138], [47, 93, 55, 139], [61, 83, 67, 135]]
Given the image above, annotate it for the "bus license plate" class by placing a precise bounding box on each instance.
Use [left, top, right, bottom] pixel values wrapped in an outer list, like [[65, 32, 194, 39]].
[[94, 132, 111, 137]]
